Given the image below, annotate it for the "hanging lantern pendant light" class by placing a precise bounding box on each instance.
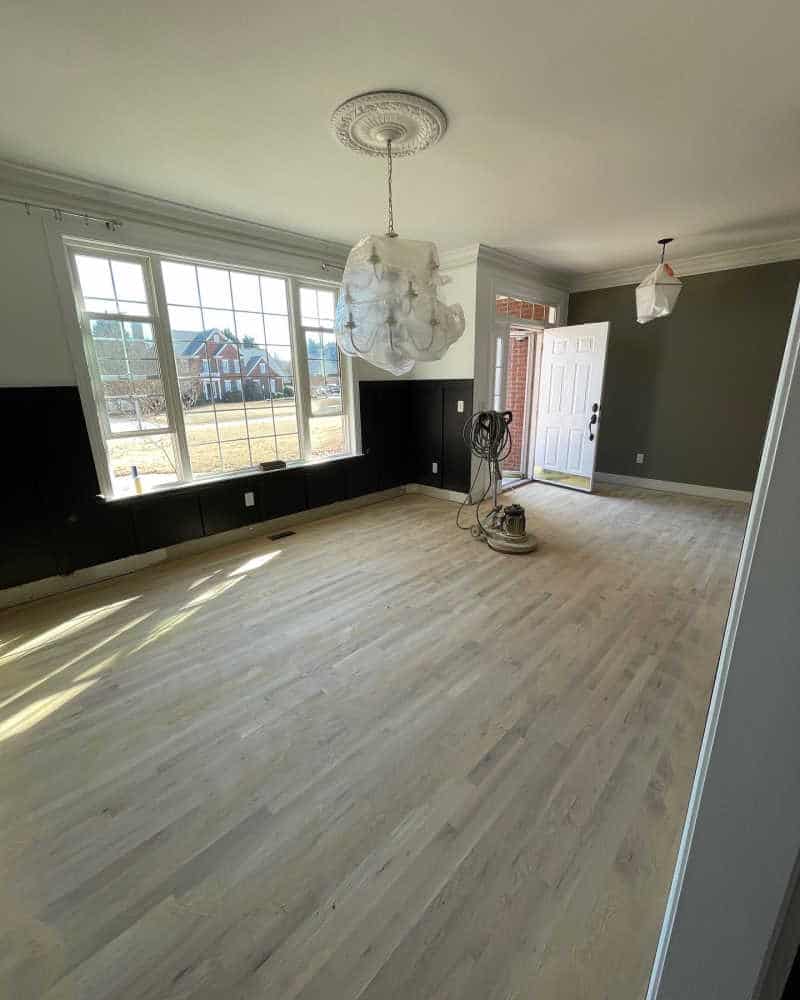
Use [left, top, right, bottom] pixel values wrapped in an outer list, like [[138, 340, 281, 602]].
[[636, 237, 683, 324], [331, 91, 465, 376]]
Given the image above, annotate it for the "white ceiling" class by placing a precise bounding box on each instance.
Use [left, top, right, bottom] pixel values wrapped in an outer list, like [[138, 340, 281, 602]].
[[2, 0, 799, 277]]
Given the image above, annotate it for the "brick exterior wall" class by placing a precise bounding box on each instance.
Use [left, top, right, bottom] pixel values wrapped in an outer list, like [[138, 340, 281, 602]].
[[496, 297, 548, 322], [504, 335, 529, 471]]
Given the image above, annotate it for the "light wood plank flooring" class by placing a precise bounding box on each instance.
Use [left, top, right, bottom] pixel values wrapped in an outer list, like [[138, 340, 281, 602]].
[[0, 484, 747, 1000]]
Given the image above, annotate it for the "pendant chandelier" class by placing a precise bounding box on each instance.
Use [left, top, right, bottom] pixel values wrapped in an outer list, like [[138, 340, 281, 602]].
[[331, 91, 465, 376], [635, 237, 683, 324]]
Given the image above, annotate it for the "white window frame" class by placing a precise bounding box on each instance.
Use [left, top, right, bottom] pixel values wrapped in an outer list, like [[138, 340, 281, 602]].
[[293, 281, 354, 460], [57, 234, 353, 497]]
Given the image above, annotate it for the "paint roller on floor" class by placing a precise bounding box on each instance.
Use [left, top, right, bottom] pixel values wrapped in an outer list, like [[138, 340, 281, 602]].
[[456, 410, 538, 554]]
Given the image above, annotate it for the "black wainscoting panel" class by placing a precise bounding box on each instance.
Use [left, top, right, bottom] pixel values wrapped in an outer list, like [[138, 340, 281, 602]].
[[199, 477, 262, 536], [306, 461, 348, 509], [358, 378, 474, 495], [358, 380, 413, 490], [131, 493, 204, 552], [0, 519, 61, 590], [257, 468, 307, 521], [345, 454, 380, 499], [409, 381, 444, 488], [58, 501, 138, 574], [2, 380, 473, 592], [442, 381, 474, 493]]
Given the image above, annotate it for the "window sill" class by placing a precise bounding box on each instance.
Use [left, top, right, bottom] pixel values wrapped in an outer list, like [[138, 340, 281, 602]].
[[99, 452, 363, 505]]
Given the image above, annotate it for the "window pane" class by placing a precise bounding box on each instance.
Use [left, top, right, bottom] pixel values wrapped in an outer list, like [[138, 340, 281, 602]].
[[184, 409, 219, 446], [161, 261, 200, 305], [107, 433, 178, 494], [251, 437, 278, 464], [220, 439, 252, 471], [76, 255, 114, 299], [247, 409, 276, 438], [242, 377, 269, 406], [235, 312, 265, 344], [202, 308, 235, 334], [276, 434, 301, 461], [310, 415, 346, 459], [231, 271, 261, 312], [317, 289, 335, 321], [260, 276, 287, 314], [189, 442, 223, 476], [197, 266, 232, 309], [85, 297, 122, 314], [264, 314, 290, 345], [306, 332, 322, 359], [216, 409, 247, 441], [267, 344, 293, 381], [273, 399, 298, 437], [111, 260, 147, 303], [299, 288, 318, 324], [169, 305, 205, 333]]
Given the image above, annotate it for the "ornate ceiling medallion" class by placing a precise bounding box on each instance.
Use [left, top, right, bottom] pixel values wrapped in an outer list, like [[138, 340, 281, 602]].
[[330, 91, 447, 157]]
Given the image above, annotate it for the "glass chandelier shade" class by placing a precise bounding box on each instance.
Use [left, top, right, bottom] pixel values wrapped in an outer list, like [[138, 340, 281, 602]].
[[635, 238, 682, 324], [335, 234, 466, 376]]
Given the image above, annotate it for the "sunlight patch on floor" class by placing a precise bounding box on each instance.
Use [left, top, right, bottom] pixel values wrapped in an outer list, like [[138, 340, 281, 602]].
[[0, 597, 141, 669], [0, 681, 96, 744], [0, 611, 156, 712], [228, 550, 281, 577]]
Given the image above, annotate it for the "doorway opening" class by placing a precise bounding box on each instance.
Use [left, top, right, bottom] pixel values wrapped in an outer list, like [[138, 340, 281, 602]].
[[500, 327, 539, 486]]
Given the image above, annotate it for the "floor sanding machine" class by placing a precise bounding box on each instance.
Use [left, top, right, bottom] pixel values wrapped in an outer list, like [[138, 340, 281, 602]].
[[456, 410, 538, 554]]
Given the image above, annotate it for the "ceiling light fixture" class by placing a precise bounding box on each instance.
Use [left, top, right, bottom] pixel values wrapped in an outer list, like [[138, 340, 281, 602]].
[[636, 237, 683, 324], [330, 91, 465, 376]]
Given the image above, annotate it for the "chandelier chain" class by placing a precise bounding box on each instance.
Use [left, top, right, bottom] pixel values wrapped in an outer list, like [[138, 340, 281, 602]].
[[386, 139, 396, 237]]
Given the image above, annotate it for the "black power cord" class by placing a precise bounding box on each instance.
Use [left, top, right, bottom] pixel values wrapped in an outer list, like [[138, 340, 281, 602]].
[[456, 411, 513, 531]]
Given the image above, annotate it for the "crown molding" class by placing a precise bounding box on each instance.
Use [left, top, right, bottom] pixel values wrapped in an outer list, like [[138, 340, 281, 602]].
[[476, 244, 570, 291], [439, 243, 480, 270], [439, 242, 569, 290], [570, 238, 800, 293], [0, 158, 351, 267]]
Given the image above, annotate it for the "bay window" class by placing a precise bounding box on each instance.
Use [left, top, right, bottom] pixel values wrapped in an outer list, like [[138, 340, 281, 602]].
[[66, 241, 351, 497]]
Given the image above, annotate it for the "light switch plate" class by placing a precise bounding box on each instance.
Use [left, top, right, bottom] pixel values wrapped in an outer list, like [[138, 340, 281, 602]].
[[432, 462, 438, 474], [457, 399, 465, 413], [244, 491, 255, 507], [635, 453, 645, 465]]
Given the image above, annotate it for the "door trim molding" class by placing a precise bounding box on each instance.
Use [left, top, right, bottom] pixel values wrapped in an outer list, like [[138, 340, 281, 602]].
[[594, 471, 753, 503]]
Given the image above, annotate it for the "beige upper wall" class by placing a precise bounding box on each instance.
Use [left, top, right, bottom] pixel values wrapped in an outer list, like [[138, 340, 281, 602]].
[[0, 207, 74, 386]]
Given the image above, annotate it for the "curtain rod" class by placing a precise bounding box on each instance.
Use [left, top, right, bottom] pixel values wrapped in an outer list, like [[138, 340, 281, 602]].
[[0, 194, 122, 230], [1, 193, 346, 272]]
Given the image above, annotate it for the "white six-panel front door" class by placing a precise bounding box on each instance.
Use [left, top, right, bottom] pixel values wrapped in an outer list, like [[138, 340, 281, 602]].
[[532, 322, 610, 491]]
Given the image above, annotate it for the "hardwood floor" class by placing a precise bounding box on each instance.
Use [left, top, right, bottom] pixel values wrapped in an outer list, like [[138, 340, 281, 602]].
[[0, 484, 747, 1000]]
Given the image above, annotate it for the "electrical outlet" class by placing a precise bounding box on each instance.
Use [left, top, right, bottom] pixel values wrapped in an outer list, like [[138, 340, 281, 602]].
[[457, 399, 465, 413], [432, 461, 438, 474], [635, 452, 645, 465], [244, 491, 255, 507]]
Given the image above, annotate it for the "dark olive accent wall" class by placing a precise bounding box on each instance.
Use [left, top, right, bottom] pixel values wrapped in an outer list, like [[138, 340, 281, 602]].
[[568, 260, 800, 491]]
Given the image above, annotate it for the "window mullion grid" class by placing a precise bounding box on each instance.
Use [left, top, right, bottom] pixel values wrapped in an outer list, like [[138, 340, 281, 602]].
[[194, 268, 223, 473], [228, 269, 254, 469], [287, 277, 312, 460], [148, 256, 191, 483]]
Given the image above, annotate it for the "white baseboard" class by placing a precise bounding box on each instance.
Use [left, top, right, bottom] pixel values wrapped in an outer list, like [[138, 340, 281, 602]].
[[405, 483, 468, 504], [594, 472, 753, 503], [0, 487, 405, 611]]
